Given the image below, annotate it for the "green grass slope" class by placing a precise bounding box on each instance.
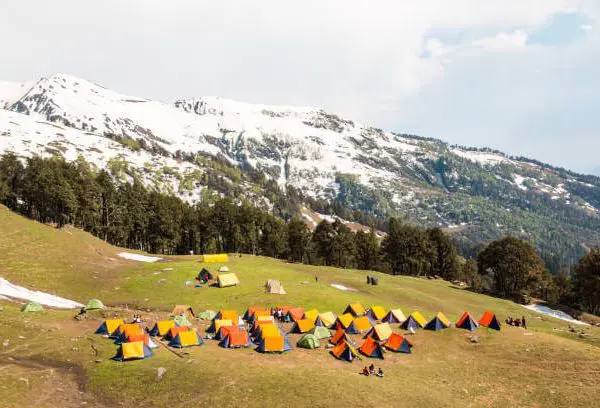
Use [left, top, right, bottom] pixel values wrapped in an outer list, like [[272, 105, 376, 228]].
[[1, 206, 600, 407]]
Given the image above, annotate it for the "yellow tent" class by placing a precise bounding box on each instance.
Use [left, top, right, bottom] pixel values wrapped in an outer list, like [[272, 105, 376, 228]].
[[95, 319, 124, 336], [116, 341, 153, 360], [218, 273, 240, 288], [383, 308, 407, 324], [347, 316, 373, 334], [304, 309, 320, 322], [214, 319, 233, 333], [336, 313, 354, 329], [368, 323, 393, 341], [367, 306, 387, 320], [177, 331, 202, 347], [411, 311, 428, 327], [258, 323, 281, 340], [217, 309, 238, 322], [150, 320, 176, 336], [292, 319, 315, 333], [344, 303, 366, 316], [202, 254, 229, 263], [436, 312, 450, 327], [317, 312, 337, 328]]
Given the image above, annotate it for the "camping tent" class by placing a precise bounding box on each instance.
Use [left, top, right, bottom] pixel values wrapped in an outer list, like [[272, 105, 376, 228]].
[[114, 324, 144, 345], [479, 311, 501, 330], [366, 306, 387, 321], [330, 327, 356, 346], [310, 326, 332, 340], [84, 299, 104, 311], [169, 330, 204, 348], [344, 303, 366, 317], [207, 319, 232, 334], [215, 309, 238, 322], [366, 323, 393, 341], [196, 268, 213, 282], [290, 319, 315, 334], [252, 315, 275, 331], [256, 336, 292, 353], [286, 308, 305, 322], [315, 312, 337, 328], [331, 340, 359, 362], [219, 266, 230, 272], [125, 333, 158, 349], [248, 310, 271, 325], [346, 316, 373, 334], [243, 306, 266, 321], [219, 330, 253, 348], [201, 254, 229, 263], [424, 312, 450, 331], [359, 336, 385, 359], [457, 312, 479, 331], [335, 313, 355, 330], [198, 310, 216, 320], [174, 315, 192, 327], [171, 305, 195, 319], [297, 334, 320, 349], [382, 309, 406, 324], [95, 319, 124, 336], [218, 273, 240, 288], [148, 320, 175, 337], [113, 341, 153, 361], [165, 326, 190, 340], [384, 333, 413, 353], [400, 312, 427, 330], [303, 309, 320, 322], [253, 323, 283, 342], [21, 301, 44, 313], [265, 279, 286, 295]]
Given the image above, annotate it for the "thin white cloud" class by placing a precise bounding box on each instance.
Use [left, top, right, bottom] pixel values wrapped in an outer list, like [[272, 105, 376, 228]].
[[472, 30, 529, 52]]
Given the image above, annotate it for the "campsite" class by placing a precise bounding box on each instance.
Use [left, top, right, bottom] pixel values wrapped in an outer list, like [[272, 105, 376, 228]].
[[1, 206, 600, 408]]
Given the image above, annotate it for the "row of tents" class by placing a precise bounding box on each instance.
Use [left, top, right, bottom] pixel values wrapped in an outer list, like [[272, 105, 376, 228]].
[[21, 298, 105, 313]]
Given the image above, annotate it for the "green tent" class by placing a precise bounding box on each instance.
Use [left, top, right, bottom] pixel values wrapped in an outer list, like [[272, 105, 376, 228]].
[[198, 310, 216, 320], [174, 314, 192, 327], [310, 326, 332, 340], [21, 302, 44, 313], [84, 299, 104, 311], [297, 334, 320, 349]]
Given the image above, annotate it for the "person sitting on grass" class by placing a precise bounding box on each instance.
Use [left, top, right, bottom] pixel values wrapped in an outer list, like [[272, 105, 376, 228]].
[[506, 317, 513, 325], [369, 364, 375, 375], [376, 368, 384, 378], [361, 366, 369, 376], [515, 318, 521, 327]]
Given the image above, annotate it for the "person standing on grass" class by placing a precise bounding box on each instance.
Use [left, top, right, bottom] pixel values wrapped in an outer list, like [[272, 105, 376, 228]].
[[522, 316, 527, 329]]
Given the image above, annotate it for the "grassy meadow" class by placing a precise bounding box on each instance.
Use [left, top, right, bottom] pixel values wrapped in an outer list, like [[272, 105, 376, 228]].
[[1, 205, 600, 407]]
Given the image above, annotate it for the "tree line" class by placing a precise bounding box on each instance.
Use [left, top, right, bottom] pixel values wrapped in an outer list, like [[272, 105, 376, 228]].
[[0, 153, 598, 316]]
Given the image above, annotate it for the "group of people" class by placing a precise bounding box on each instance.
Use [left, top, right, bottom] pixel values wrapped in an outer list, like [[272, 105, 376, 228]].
[[271, 308, 292, 323], [506, 316, 527, 328], [361, 364, 384, 378]]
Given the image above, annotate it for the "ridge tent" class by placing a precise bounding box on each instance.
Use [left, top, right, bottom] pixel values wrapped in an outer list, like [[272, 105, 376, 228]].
[[400, 312, 427, 330], [456, 312, 479, 331], [366, 306, 387, 321], [384, 333, 413, 353], [112, 323, 143, 339], [169, 330, 204, 348], [166, 326, 190, 340], [196, 268, 213, 283], [248, 310, 271, 325], [84, 299, 104, 311], [290, 319, 315, 334], [303, 309, 320, 322], [330, 327, 356, 346], [331, 340, 359, 362], [174, 315, 192, 327], [126, 333, 158, 349], [219, 266, 230, 272], [148, 320, 175, 337], [171, 305, 195, 319], [265, 279, 286, 295], [215, 309, 238, 322], [424, 312, 450, 331], [256, 336, 292, 353], [113, 341, 153, 361], [114, 324, 144, 345], [359, 336, 385, 359], [95, 319, 124, 336], [254, 323, 283, 343], [382, 309, 406, 324], [218, 273, 240, 288], [344, 303, 366, 317], [335, 313, 355, 330], [243, 306, 266, 321], [207, 319, 232, 334], [346, 316, 373, 334], [252, 315, 275, 331], [366, 323, 393, 341], [316, 312, 337, 328], [297, 334, 320, 349], [201, 254, 229, 263], [219, 330, 253, 348], [479, 311, 501, 330], [21, 302, 44, 313], [286, 308, 305, 322], [310, 326, 332, 340], [216, 325, 241, 341]]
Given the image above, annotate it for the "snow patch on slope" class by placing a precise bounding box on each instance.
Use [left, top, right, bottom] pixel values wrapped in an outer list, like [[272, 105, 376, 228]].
[[0, 277, 83, 308], [117, 252, 162, 262], [523, 304, 589, 326]]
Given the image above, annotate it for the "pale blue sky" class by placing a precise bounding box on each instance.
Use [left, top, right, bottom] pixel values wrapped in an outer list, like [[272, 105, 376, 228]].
[[1, 1, 598, 175]]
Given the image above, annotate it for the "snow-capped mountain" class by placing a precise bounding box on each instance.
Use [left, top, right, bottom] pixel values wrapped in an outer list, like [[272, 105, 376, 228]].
[[1, 73, 600, 265]]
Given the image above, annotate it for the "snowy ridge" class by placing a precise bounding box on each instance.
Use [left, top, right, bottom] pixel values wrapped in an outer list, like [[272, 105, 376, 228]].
[[0, 277, 83, 308]]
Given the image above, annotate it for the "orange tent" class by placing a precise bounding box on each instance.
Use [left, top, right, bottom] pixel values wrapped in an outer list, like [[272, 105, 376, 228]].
[[456, 312, 478, 331], [244, 306, 266, 321], [286, 308, 305, 322], [358, 336, 385, 359], [384, 333, 413, 353], [167, 326, 190, 340], [331, 340, 359, 362], [330, 327, 355, 346], [479, 311, 501, 330]]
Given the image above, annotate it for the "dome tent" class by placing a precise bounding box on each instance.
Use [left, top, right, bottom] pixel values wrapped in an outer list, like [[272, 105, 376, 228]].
[[297, 334, 320, 349], [84, 299, 104, 311], [21, 301, 44, 312]]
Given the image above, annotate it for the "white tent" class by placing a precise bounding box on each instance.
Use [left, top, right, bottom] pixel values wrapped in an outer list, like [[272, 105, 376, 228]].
[[265, 279, 286, 295], [219, 266, 230, 272]]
